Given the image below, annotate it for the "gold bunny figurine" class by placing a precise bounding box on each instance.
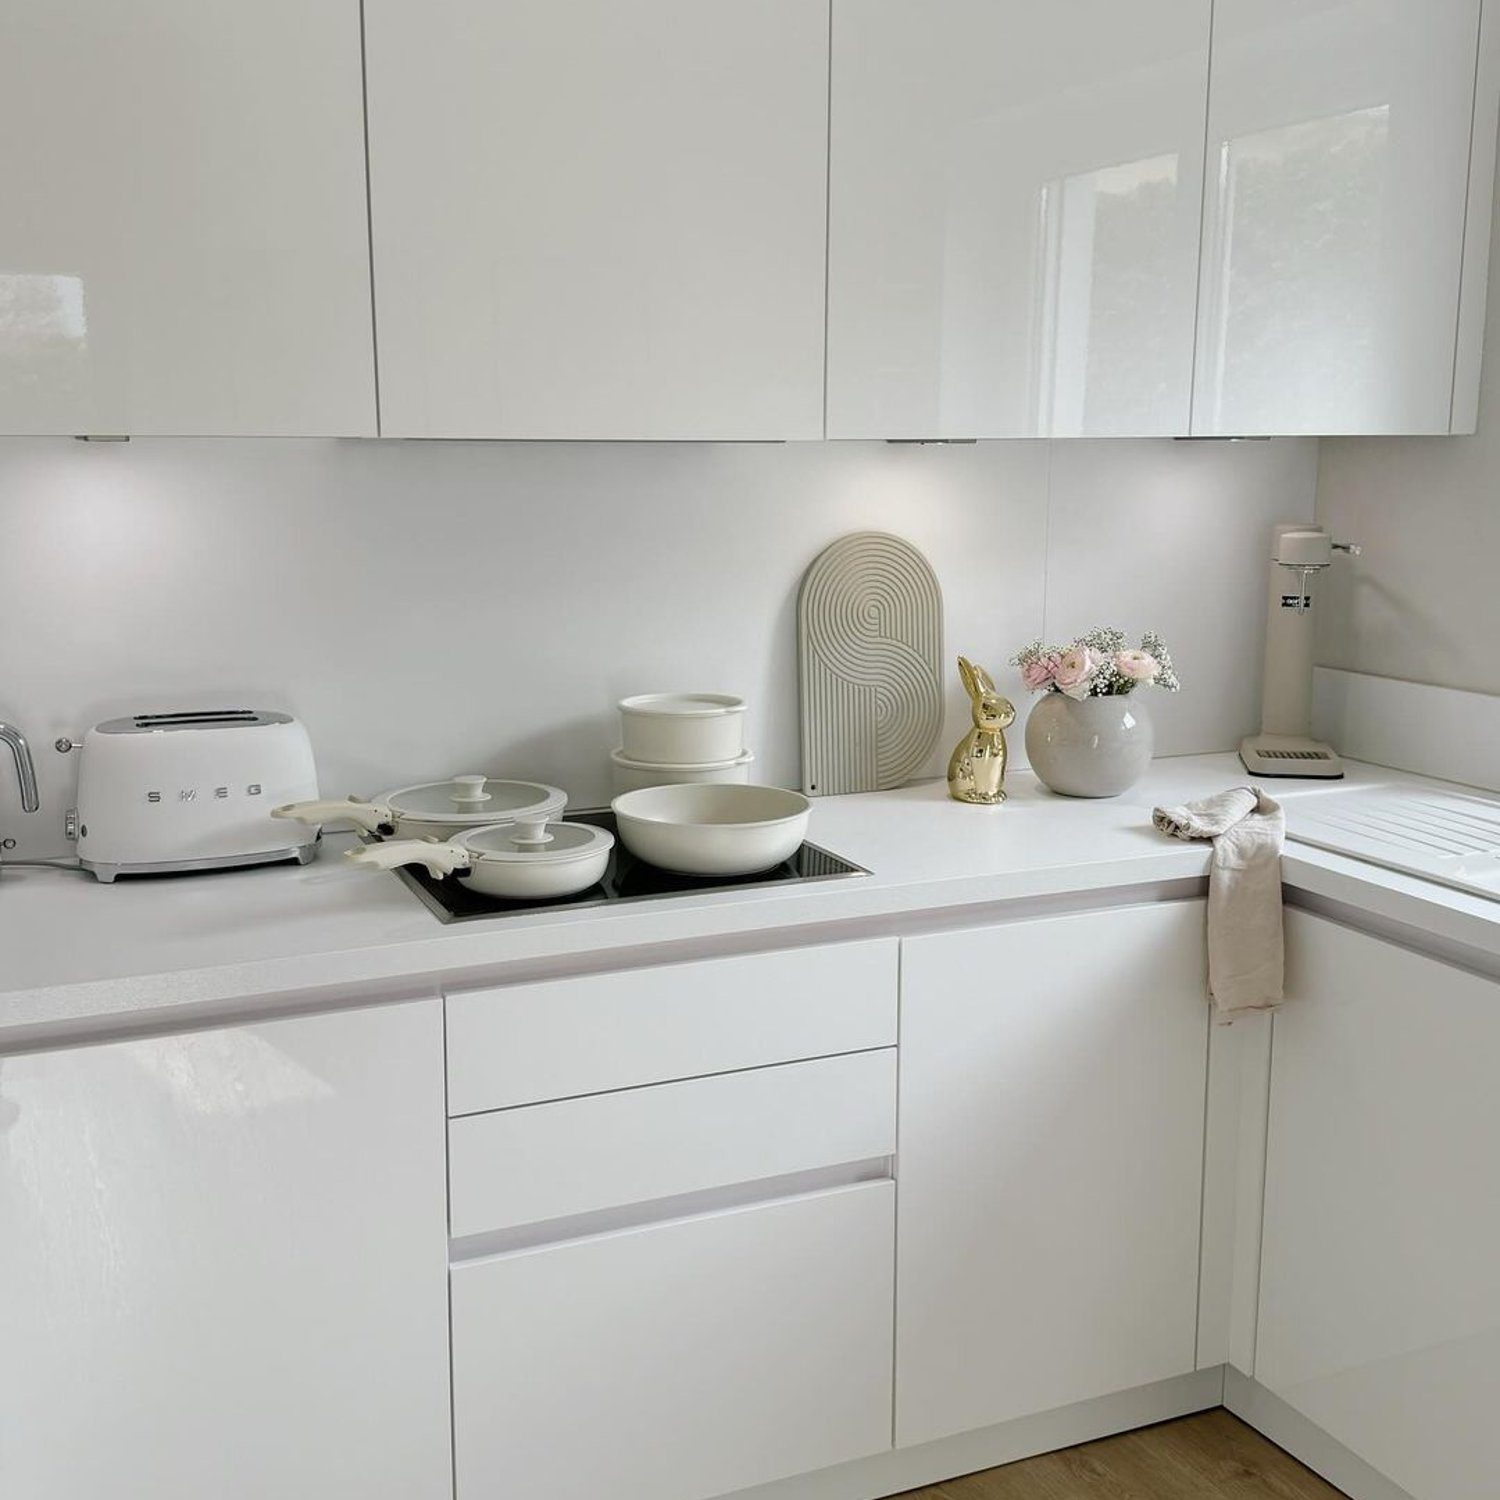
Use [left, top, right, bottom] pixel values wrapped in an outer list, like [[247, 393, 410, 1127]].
[[948, 656, 1016, 805]]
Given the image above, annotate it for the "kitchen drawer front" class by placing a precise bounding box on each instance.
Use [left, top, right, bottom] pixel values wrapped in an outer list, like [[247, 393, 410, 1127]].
[[445, 937, 897, 1115], [452, 1180, 896, 1500], [450, 1048, 896, 1240]]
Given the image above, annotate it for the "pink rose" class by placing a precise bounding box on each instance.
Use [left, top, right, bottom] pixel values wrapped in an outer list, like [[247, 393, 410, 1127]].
[[1053, 646, 1096, 698], [1115, 649, 1160, 683], [1022, 656, 1058, 690]]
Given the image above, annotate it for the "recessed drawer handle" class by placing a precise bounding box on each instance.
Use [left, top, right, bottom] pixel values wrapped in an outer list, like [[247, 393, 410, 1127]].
[[449, 1157, 892, 1265], [448, 1048, 898, 1238]]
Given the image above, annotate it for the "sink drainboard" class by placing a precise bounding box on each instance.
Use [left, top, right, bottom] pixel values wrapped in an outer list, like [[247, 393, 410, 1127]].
[[1285, 786, 1500, 902]]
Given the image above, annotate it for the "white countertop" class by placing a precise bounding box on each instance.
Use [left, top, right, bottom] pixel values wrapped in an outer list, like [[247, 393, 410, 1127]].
[[3, 754, 1496, 1043]]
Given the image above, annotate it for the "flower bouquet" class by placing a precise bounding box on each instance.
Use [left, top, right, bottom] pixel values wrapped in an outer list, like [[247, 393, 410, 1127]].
[[1010, 628, 1180, 798], [1011, 627, 1181, 701]]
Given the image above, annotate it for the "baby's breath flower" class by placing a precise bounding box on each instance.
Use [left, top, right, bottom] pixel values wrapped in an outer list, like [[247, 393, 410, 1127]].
[[1009, 627, 1181, 696]]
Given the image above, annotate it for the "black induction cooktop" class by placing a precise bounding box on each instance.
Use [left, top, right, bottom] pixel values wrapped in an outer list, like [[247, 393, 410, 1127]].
[[390, 808, 869, 924]]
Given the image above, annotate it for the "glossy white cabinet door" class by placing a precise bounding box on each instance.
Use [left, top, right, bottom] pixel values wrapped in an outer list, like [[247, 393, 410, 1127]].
[[1193, 0, 1483, 435], [366, 0, 828, 440], [1257, 913, 1500, 1500], [0, 1, 376, 436], [452, 1182, 895, 1500], [0, 1000, 451, 1499], [896, 903, 1210, 1447], [827, 1, 1210, 438], [449, 1048, 896, 1238], [446, 937, 898, 1113]]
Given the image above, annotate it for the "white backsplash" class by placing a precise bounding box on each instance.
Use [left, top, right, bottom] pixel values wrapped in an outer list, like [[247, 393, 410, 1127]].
[[1312, 668, 1500, 793], [0, 436, 1315, 858]]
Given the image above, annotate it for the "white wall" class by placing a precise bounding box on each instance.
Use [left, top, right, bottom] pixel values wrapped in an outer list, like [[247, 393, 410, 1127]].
[[0, 436, 1315, 858], [1316, 153, 1500, 698], [1316, 425, 1500, 696]]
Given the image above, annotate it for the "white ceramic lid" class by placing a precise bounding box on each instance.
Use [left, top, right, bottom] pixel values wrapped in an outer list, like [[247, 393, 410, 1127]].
[[458, 819, 614, 865], [610, 747, 755, 772], [618, 693, 745, 718], [385, 776, 567, 825]]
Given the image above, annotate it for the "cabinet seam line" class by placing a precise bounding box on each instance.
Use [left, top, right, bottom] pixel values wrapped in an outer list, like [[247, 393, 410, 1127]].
[[449, 1042, 897, 1119], [821, 0, 834, 440], [1187, 0, 1216, 435], [1447, 0, 1487, 429], [1248, 1011, 1275, 1378], [358, 0, 384, 435], [889, 936, 903, 1446], [441, 994, 458, 1499], [1192, 1008, 1212, 1369]]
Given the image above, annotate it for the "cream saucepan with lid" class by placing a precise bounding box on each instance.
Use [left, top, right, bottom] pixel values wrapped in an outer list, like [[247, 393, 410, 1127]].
[[274, 774, 567, 841], [346, 818, 613, 900]]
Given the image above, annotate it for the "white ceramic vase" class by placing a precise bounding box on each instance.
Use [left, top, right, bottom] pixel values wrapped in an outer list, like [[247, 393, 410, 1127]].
[[1024, 693, 1154, 798]]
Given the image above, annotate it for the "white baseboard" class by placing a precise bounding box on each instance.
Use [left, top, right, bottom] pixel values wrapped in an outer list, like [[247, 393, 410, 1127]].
[[1312, 668, 1500, 792], [1223, 1367, 1415, 1500], [729, 1368, 1225, 1500], [727, 1365, 1419, 1500]]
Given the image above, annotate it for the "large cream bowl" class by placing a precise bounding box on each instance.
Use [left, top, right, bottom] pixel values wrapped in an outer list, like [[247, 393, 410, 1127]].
[[611, 783, 810, 877]]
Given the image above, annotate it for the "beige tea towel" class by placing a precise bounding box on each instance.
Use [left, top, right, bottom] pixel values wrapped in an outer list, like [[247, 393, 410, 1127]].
[[1152, 786, 1285, 1019]]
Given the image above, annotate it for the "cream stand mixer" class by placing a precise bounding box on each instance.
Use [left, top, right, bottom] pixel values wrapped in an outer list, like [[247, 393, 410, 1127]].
[[1240, 523, 1361, 779]]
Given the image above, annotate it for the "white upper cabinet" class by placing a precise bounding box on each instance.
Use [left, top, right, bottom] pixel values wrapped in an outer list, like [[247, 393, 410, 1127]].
[[7, 2, 1491, 441], [365, 0, 829, 440], [827, 1, 1211, 438], [1193, 0, 1489, 435], [0, 0, 376, 436]]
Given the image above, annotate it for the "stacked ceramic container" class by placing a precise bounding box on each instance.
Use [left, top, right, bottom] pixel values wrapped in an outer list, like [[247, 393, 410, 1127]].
[[610, 693, 754, 794]]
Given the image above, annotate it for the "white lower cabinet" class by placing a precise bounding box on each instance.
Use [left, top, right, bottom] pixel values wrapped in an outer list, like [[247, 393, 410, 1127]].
[[0, 999, 451, 1499], [446, 959, 899, 1500], [1255, 911, 1500, 1500], [451, 1181, 896, 1500], [446, 939, 898, 1115], [25, 900, 1497, 1500], [449, 1049, 897, 1240], [896, 902, 1211, 1447]]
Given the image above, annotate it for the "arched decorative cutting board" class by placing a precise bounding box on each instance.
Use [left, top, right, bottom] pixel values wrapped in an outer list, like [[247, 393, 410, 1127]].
[[798, 532, 944, 796]]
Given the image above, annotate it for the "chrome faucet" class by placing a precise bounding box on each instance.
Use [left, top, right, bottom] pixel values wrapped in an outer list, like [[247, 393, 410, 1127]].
[[0, 722, 39, 814]]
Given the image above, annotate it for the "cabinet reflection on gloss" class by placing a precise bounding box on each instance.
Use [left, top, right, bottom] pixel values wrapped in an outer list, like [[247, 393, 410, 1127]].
[[0, 272, 88, 352]]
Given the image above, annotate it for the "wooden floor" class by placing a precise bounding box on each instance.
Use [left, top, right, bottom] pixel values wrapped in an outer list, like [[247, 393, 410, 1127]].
[[898, 1411, 1347, 1500]]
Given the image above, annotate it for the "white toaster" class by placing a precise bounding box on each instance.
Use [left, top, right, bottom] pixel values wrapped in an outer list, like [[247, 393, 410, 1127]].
[[75, 710, 320, 882]]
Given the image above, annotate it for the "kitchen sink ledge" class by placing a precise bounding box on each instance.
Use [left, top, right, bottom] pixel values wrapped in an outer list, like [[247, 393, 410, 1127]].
[[2, 753, 1496, 1046]]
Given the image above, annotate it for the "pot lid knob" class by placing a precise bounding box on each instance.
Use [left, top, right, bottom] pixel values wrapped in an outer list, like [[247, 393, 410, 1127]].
[[449, 774, 492, 806], [510, 817, 555, 849]]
